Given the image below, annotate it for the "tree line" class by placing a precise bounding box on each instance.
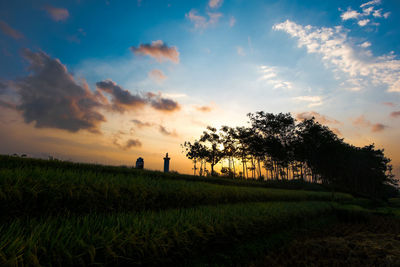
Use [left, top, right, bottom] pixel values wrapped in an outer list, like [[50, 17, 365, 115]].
[[182, 112, 396, 198]]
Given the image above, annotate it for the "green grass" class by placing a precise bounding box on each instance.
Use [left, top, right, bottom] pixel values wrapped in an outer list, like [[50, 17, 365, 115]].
[[0, 167, 353, 218], [1, 155, 396, 266], [0, 201, 334, 266], [0, 155, 328, 190]]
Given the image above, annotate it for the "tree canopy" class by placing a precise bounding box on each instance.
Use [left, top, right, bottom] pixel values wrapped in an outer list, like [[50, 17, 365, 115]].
[[182, 112, 396, 198]]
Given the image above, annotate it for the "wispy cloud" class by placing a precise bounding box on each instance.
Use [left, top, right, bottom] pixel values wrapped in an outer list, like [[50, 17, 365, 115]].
[[131, 119, 153, 128], [236, 46, 245, 56], [340, 0, 389, 27], [195, 105, 213, 112], [131, 119, 178, 137], [131, 40, 179, 63], [259, 65, 293, 90], [296, 111, 340, 125], [229, 16, 236, 27], [112, 131, 142, 150], [390, 111, 400, 118], [360, 41, 371, 48], [274, 20, 400, 93], [159, 125, 178, 137], [352, 115, 387, 132], [208, 0, 223, 9], [360, 0, 381, 8], [383, 102, 396, 107], [0, 20, 24, 39], [292, 96, 323, 107], [148, 69, 167, 82], [186, 10, 222, 29], [43, 6, 69, 22]]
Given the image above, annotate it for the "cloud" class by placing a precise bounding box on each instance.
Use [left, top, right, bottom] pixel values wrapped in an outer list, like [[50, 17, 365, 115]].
[[96, 79, 147, 112], [186, 10, 222, 29], [352, 115, 387, 132], [131, 119, 153, 128], [383, 12, 390, 19], [131, 119, 178, 137], [383, 102, 395, 107], [148, 69, 167, 82], [339, 1, 389, 27], [273, 20, 400, 92], [360, 41, 371, 48], [43, 6, 69, 22], [0, 20, 24, 39], [341, 8, 362, 20], [236, 46, 245, 56], [259, 65, 293, 90], [208, 0, 223, 9], [131, 40, 179, 63], [112, 132, 142, 150], [147, 93, 181, 112], [358, 19, 370, 26], [159, 125, 178, 137], [0, 99, 16, 109], [12, 50, 106, 133], [96, 80, 180, 113], [371, 123, 386, 132], [296, 111, 340, 125], [229, 16, 236, 27], [360, 0, 381, 8], [293, 96, 323, 107], [125, 139, 142, 148], [195, 105, 212, 112], [390, 111, 400, 118]]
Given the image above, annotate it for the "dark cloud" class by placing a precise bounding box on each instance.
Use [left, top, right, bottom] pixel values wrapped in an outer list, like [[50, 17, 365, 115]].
[[390, 111, 400, 118], [131, 40, 179, 63], [15, 49, 106, 133], [96, 80, 180, 113], [125, 139, 142, 148], [159, 125, 178, 137], [147, 93, 180, 112], [96, 79, 147, 112], [0, 80, 7, 94], [0, 20, 24, 39], [0, 99, 16, 109], [131, 119, 153, 128]]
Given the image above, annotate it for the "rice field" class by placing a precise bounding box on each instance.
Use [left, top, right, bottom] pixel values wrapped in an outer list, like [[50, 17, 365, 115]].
[[0, 201, 333, 266], [0, 167, 352, 219], [0, 155, 398, 266]]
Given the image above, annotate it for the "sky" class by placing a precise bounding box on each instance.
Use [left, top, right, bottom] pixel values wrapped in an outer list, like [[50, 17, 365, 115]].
[[0, 0, 400, 178]]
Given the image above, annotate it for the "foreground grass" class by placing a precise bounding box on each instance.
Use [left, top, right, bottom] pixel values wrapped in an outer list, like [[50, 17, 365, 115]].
[[250, 215, 400, 266], [0, 167, 353, 218], [0, 201, 333, 266]]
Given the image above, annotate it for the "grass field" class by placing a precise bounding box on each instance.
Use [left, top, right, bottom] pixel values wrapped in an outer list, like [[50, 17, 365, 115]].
[[0, 155, 399, 266]]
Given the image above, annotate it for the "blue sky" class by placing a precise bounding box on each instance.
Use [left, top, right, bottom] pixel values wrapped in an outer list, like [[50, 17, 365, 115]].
[[1, 0, 400, 176]]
